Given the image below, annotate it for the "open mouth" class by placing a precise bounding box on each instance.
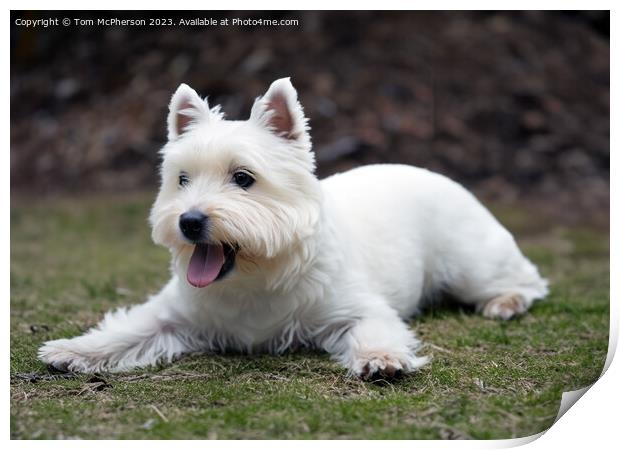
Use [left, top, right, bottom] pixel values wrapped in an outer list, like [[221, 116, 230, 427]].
[[186, 242, 236, 288]]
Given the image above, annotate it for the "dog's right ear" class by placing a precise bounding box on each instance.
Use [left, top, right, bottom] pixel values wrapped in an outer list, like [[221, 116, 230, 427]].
[[250, 78, 309, 143], [167, 84, 214, 141]]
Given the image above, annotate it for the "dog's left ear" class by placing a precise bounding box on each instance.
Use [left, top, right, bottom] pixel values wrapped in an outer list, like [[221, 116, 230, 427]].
[[167, 84, 224, 141], [250, 78, 309, 141]]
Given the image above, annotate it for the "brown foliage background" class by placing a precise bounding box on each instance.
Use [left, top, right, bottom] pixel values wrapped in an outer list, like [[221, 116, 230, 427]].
[[11, 11, 609, 223]]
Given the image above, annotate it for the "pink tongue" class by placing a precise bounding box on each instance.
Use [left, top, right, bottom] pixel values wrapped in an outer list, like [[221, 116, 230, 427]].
[[187, 244, 225, 288]]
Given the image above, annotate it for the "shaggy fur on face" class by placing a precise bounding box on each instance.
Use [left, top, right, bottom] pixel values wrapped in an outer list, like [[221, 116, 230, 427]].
[[39, 78, 548, 379]]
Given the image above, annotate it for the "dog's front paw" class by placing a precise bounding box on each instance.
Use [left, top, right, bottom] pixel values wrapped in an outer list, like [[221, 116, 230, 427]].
[[38, 338, 101, 373], [351, 350, 428, 381]]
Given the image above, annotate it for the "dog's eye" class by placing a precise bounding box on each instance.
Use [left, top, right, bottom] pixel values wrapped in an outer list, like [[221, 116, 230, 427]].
[[233, 171, 254, 189], [179, 172, 190, 187]]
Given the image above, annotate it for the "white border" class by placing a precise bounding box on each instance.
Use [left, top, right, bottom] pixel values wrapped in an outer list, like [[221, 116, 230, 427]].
[[2, 1, 618, 10]]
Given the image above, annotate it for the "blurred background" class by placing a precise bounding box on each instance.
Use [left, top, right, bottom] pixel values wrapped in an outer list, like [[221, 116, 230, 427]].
[[10, 11, 609, 225]]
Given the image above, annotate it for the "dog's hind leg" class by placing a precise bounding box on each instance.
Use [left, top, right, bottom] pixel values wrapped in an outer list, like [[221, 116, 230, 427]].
[[444, 239, 549, 321], [477, 292, 529, 320], [38, 278, 196, 373]]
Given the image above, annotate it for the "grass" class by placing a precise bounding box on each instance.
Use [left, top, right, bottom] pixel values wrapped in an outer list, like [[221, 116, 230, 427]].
[[10, 193, 609, 439]]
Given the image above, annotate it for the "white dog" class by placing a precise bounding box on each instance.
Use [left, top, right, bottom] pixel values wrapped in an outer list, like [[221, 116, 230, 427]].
[[39, 78, 548, 379]]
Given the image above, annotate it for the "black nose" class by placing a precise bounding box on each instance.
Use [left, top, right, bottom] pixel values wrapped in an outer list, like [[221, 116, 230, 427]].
[[179, 211, 208, 242]]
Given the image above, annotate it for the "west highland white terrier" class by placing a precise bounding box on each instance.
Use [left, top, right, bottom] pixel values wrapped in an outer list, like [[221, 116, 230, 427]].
[[39, 78, 548, 379]]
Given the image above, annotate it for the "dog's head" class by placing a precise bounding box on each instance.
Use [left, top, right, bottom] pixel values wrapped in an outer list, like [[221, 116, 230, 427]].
[[149, 78, 322, 288]]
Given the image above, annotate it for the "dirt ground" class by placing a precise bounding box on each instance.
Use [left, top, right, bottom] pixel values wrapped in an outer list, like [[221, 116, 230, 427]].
[[10, 194, 609, 439]]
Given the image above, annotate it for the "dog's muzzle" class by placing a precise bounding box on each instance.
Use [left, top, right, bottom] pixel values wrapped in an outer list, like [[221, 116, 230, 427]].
[[179, 210, 237, 288]]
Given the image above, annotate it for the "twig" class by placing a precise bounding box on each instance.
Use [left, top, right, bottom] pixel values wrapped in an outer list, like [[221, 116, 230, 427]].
[[149, 404, 169, 423], [425, 343, 454, 354]]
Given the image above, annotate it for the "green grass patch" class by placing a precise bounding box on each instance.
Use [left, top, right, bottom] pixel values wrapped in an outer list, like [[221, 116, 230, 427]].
[[10, 193, 609, 439]]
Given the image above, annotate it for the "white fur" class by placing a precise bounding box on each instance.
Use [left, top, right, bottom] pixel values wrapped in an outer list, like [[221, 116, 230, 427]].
[[39, 78, 548, 378]]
